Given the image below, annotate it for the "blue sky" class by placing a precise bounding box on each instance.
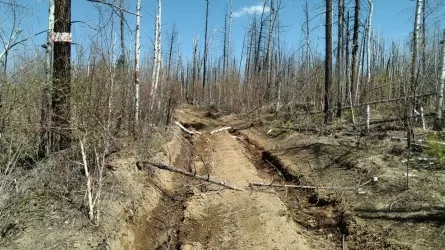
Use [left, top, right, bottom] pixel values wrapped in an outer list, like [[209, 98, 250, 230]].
[[1, 0, 442, 64]]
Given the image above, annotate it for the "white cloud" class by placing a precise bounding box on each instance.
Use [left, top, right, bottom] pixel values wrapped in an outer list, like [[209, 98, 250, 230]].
[[233, 3, 270, 18]]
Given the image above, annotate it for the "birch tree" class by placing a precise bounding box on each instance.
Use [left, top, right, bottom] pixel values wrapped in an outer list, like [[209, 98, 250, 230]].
[[434, 30, 445, 131], [150, 0, 162, 110], [365, 0, 373, 96], [134, 0, 140, 133], [406, 0, 423, 147]]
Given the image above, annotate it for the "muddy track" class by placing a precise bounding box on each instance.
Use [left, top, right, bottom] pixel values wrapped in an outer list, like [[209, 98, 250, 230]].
[[151, 108, 342, 249], [134, 107, 366, 249]]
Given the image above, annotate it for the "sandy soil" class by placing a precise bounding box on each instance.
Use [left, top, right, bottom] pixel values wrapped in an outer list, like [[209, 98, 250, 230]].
[[3, 105, 445, 249], [178, 128, 313, 249]]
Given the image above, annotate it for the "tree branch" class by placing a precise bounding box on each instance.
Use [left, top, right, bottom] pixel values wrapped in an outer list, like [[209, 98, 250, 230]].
[[86, 0, 142, 16], [141, 161, 244, 191]]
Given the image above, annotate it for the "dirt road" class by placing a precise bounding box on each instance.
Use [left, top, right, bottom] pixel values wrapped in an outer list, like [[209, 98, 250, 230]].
[[173, 108, 331, 250], [180, 132, 309, 249]]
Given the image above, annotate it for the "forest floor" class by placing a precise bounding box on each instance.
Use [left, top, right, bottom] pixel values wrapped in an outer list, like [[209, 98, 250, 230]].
[[2, 105, 445, 249]]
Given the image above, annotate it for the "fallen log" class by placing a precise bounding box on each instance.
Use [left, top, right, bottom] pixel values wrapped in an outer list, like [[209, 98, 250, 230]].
[[142, 161, 243, 191], [175, 121, 202, 135], [210, 126, 232, 134], [249, 182, 357, 191], [342, 92, 435, 110], [391, 136, 445, 146]]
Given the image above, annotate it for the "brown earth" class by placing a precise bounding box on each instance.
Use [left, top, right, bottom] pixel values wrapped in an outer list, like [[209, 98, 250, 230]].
[[2, 105, 445, 249]]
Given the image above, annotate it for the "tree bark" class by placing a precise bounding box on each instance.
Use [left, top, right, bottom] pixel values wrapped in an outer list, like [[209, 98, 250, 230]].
[[134, 0, 141, 135], [365, 0, 374, 100], [336, 0, 344, 118], [202, 0, 209, 101], [150, 0, 162, 110], [51, 0, 71, 151], [39, 0, 54, 158], [406, 0, 423, 147], [434, 30, 445, 131], [324, 0, 333, 124], [350, 0, 360, 127]]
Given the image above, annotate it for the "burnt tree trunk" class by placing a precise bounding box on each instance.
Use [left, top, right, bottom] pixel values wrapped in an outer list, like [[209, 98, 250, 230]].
[[324, 0, 333, 124], [51, 0, 71, 152]]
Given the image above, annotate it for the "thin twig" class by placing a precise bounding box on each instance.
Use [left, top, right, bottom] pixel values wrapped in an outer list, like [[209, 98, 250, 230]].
[[249, 182, 357, 191], [87, 0, 142, 16]]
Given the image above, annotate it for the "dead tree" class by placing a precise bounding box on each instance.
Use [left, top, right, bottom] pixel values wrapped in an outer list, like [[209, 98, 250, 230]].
[[39, 0, 54, 158], [191, 36, 199, 104], [265, 0, 276, 103], [51, 0, 71, 151], [202, 0, 209, 101], [150, 0, 162, 110], [324, 0, 333, 124], [119, 0, 126, 64], [166, 25, 177, 81], [434, 30, 445, 131], [134, 0, 141, 134], [406, 0, 423, 148], [365, 0, 373, 98], [336, 0, 344, 118], [350, 0, 360, 126]]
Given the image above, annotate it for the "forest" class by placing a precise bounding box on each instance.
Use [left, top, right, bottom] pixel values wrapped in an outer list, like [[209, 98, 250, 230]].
[[1, 0, 445, 249]]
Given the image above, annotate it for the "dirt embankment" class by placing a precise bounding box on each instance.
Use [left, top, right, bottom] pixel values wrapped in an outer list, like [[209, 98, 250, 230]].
[[4, 106, 445, 249]]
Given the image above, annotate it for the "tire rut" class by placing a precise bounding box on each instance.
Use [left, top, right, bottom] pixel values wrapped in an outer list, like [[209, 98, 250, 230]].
[[176, 121, 313, 249]]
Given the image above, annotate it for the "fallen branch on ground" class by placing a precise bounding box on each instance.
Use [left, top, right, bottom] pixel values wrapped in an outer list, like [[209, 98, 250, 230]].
[[141, 161, 243, 191], [249, 182, 357, 191], [210, 126, 232, 134], [175, 121, 202, 135], [391, 137, 445, 146]]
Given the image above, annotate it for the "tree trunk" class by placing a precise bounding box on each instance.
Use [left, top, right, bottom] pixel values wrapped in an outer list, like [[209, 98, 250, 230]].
[[406, 0, 423, 147], [324, 0, 333, 124], [336, 0, 344, 118], [134, 0, 141, 135], [39, 0, 54, 158], [202, 0, 209, 102], [434, 30, 445, 131], [150, 0, 162, 110], [51, 0, 71, 151], [350, 0, 360, 126], [366, 1, 374, 100]]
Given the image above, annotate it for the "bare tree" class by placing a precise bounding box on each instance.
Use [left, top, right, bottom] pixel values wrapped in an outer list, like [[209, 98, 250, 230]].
[[434, 30, 445, 131], [336, 0, 344, 118], [406, 0, 423, 148], [202, 0, 209, 101], [134, 0, 140, 134], [365, 0, 374, 96], [324, 0, 333, 124], [150, 0, 162, 110], [38, 0, 55, 158], [51, 0, 71, 151], [350, 0, 360, 126]]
